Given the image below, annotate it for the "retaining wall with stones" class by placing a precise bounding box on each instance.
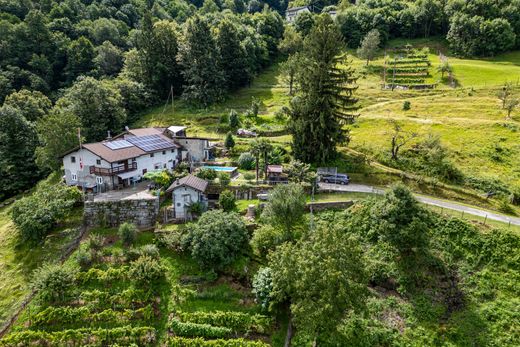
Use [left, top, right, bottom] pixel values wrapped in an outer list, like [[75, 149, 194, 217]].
[[84, 198, 159, 228]]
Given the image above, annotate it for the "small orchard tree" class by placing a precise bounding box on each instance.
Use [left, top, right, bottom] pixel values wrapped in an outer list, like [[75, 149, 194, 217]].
[[505, 97, 519, 119], [219, 190, 236, 212], [437, 61, 452, 79], [357, 29, 380, 66], [118, 222, 137, 247], [32, 264, 77, 303], [182, 210, 248, 269], [224, 132, 235, 150], [280, 53, 302, 95], [389, 120, 418, 160], [261, 183, 306, 239], [497, 82, 512, 109]]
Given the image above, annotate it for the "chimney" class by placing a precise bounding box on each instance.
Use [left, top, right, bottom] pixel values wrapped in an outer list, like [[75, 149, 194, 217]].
[[107, 131, 112, 140], [125, 125, 130, 132]]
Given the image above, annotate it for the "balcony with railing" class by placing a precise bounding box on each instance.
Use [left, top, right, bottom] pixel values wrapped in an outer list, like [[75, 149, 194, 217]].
[[90, 162, 137, 176]]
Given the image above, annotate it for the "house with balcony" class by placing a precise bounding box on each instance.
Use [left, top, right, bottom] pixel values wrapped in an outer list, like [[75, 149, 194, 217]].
[[62, 130, 183, 192], [285, 6, 310, 23]]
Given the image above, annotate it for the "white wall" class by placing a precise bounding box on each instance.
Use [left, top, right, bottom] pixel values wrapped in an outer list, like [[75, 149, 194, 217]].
[[172, 186, 207, 219], [63, 149, 112, 188], [135, 148, 181, 176]]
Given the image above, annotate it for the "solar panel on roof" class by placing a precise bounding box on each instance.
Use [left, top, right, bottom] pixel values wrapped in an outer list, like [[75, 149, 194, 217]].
[[104, 140, 133, 150], [126, 135, 174, 152]]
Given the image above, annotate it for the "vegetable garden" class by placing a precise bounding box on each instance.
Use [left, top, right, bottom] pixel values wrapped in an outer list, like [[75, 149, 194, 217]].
[[383, 46, 434, 90]]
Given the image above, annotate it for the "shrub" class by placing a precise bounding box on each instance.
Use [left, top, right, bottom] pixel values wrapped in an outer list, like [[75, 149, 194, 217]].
[[129, 256, 166, 285], [76, 248, 93, 270], [237, 152, 255, 170], [218, 172, 230, 187], [224, 132, 235, 150], [250, 225, 285, 257], [124, 247, 142, 263], [252, 267, 273, 311], [196, 168, 217, 181], [218, 190, 236, 212], [11, 183, 82, 242], [118, 222, 137, 247], [32, 263, 76, 303], [244, 172, 255, 182], [229, 109, 240, 128], [182, 210, 248, 269], [86, 234, 105, 252], [140, 244, 160, 259], [403, 101, 411, 110], [157, 231, 185, 252]]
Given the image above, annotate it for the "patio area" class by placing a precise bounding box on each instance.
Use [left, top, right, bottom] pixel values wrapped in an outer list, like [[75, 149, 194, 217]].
[[91, 181, 157, 202]]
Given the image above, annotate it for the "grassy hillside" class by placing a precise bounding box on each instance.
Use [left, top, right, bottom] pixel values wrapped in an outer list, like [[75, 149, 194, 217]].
[[133, 38, 520, 214]]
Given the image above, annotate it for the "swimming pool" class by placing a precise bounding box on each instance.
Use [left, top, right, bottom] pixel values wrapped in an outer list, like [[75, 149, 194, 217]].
[[203, 166, 238, 174]]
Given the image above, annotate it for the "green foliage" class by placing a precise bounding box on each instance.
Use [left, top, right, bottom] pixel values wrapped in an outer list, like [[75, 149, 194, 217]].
[[31, 263, 76, 303], [218, 190, 236, 212], [261, 183, 306, 238], [285, 160, 316, 184], [196, 168, 217, 181], [182, 210, 248, 269], [175, 310, 272, 333], [75, 248, 93, 271], [0, 105, 41, 200], [144, 170, 173, 187], [0, 326, 156, 347], [289, 15, 359, 163], [11, 183, 82, 242], [252, 267, 273, 311], [118, 222, 137, 247], [217, 172, 231, 187], [403, 100, 411, 110], [140, 244, 160, 259], [250, 225, 286, 258], [357, 29, 380, 65], [4, 89, 51, 122], [128, 255, 166, 286], [268, 221, 368, 338], [228, 110, 240, 128], [165, 336, 269, 346], [224, 132, 235, 150], [237, 152, 255, 170], [168, 318, 232, 338]]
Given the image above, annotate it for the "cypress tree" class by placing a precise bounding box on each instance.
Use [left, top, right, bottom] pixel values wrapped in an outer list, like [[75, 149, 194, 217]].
[[289, 15, 359, 164]]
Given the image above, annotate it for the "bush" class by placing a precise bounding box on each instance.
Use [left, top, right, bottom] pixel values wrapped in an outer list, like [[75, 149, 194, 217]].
[[140, 244, 160, 259], [237, 152, 255, 170], [218, 190, 236, 212], [196, 168, 217, 181], [252, 267, 273, 311], [86, 234, 105, 252], [11, 183, 82, 242], [118, 222, 137, 247], [224, 132, 235, 150], [124, 247, 142, 262], [129, 256, 166, 285], [250, 225, 285, 257], [182, 210, 248, 269], [157, 231, 185, 252], [76, 248, 93, 271], [229, 110, 240, 128], [403, 101, 411, 110], [32, 264, 76, 303], [244, 172, 256, 182], [218, 172, 230, 187]]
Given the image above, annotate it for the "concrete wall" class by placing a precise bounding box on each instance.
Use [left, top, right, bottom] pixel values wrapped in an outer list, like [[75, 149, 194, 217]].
[[84, 198, 159, 228], [176, 138, 209, 162]]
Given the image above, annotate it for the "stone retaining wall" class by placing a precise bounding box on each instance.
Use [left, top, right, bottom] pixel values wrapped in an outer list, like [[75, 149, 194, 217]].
[[84, 198, 159, 228]]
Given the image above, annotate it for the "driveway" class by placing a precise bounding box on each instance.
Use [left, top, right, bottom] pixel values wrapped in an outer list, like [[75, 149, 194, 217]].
[[318, 183, 520, 226]]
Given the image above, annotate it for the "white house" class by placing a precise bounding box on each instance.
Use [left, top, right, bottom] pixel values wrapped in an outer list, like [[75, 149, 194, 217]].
[[286, 6, 311, 23], [62, 126, 215, 192], [166, 174, 208, 220], [62, 130, 182, 192]]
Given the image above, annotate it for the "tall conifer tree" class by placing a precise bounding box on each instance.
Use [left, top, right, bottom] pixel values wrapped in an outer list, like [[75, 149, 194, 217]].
[[289, 15, 359, 163]]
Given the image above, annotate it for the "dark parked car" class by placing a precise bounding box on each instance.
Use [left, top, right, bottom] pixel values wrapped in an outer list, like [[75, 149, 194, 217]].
[[320, 174, 350, 185]]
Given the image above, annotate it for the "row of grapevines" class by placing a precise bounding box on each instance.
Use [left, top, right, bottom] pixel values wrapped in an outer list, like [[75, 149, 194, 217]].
[[176, 311, 272, 334], [76, 266, 129, 284], [166, 337, 270, 347], [0, 326, 156, 347], [32, 305, 153, 327], [78, 287, 154, 309], [169, 318, 232, 338]]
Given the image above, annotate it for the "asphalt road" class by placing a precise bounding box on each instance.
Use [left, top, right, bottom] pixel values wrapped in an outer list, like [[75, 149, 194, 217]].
[[318, 182, 520, 226]]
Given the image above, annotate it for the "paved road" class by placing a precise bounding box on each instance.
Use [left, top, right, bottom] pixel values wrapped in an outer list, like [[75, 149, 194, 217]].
[[318, 183, 520, 226]]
